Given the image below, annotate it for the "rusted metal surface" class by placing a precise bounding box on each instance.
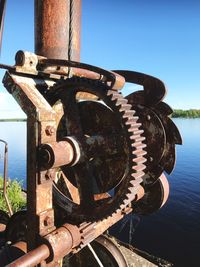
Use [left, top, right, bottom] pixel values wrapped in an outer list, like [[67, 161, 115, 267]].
[[38, 58, 125, 90], [60, 100, 129, 193], [44, 224, 81, 263], [3, 71, 57, 251], [50, 77, 146, 221], [93, 235, 128, 267], [133, 173, 170, 215], [5, 210, 129, 266], [0, 0, 182, 265], [2, 61, 145, 263], [0, 241, 27, 267], [69, 235, 129, 267], [1, 208, 131, 266], [8, 244, 50, 267], [125, 71, 182, 184], [39, 139, 80, 170], [35, 0, 81, 62], [114, 70, 167, 105], [1, 55, 181, 264], [7, 49, 126, 91]]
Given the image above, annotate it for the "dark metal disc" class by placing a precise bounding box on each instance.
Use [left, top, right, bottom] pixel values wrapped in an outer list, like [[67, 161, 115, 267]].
[[60, 100, 128, 194], [0, 210, 9, 227], [133, 173, 169, 215], [65, 235, 128, 267], [5, 210, 27, 243]]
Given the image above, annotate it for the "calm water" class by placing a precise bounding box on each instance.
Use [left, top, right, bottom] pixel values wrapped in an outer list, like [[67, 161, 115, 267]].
[[0, 119, 200, 267], [0, 122, 26, 183]]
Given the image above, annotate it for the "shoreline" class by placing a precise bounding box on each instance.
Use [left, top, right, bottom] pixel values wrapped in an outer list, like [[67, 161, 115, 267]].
[[0, 119, 26, 122]]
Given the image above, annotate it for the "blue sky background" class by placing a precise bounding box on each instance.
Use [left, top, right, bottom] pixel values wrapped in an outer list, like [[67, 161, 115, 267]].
[[0, 0, 199, 118]]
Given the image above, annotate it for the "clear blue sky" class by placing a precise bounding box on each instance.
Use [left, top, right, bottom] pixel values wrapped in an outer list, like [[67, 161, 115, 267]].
[[0, 0, 199, 118]]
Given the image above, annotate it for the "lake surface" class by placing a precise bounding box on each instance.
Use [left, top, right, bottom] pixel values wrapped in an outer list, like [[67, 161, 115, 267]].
[[0, 119, 200, 267]]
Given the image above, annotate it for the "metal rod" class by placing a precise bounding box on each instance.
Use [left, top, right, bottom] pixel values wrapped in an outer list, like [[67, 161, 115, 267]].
[[8, 244, 50, 267], [88, 244, 105, 267], [0, 139, 13, 216], [0, 0, 6, 54], [34, 0, 81, 61]]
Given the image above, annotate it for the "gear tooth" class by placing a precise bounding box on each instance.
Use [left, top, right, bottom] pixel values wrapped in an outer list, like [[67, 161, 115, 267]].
[[127, 124, 142, 132], [132, 163, 146, 172], [132, 156, 147, 164], [129, 178, 143, 186], [121, 110, 135, 117], [129, 134, 145, 142], [130, 129, 144, 137], [107, 90, 121, 99], [131, 142, 146, 150], [125, 116, 139, 125], [134, 136, 146, 142], [124, 193, 135, 204], [131, 171, 145, 180], [115, 98, 128, 106], [132, 149, 147, 157], [122, 199, 129, 207], [119, 103, 132, 111]]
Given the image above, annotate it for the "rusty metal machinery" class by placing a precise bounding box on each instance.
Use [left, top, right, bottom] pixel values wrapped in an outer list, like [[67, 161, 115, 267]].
[[0, 0, 182, 266]]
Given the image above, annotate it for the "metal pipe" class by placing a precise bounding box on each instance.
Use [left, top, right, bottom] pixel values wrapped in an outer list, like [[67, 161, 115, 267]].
[[39, 138, 81, 170], [8, 223, 81, 266], [7, 209, 131, 266], [34, 0, 81, 61], [8, 244, 50, 267], [0, 0, 6, 54], [0, 139, 13, 216]]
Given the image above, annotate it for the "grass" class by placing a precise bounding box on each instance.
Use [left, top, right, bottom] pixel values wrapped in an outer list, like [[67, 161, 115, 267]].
[[172, 109, 200, 118], [0, 176, 26, 213]]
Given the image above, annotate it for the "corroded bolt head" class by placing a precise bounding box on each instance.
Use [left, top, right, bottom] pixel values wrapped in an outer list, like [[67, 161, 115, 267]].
[[44, 216, 51, 227], [45, 126, 55, 136], [15, 50, 25, 66]]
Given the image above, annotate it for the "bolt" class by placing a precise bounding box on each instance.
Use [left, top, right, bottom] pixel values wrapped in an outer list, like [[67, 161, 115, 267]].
[[45, 171, 52, 180], [44, 216, 51, 227], [45, 126, 55, 136], [15, 50, 25, 66], [147, 115, 151, 121]]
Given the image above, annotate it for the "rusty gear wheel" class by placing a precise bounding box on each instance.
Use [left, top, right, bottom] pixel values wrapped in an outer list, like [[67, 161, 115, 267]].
[[113, 70, 182, 185], [46, 77, 146, 222], [59, 100, 130, 194]]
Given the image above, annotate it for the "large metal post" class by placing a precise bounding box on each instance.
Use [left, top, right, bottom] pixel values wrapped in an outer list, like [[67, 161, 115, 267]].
[[24, 0, 82, 257], [34, 0, 81, 61]]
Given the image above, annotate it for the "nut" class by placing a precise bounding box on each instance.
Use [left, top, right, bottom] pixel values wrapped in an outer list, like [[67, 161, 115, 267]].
[[45, 126, 55, 136]]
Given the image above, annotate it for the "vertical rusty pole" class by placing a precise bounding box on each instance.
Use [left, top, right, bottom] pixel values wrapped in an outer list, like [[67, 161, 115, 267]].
[[34, 0, 81, 61], [25, 0, 82, 256]]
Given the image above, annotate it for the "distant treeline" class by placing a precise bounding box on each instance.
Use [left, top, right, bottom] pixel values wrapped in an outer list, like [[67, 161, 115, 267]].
[[0, 110, 200, 121], [172, 109, 200, 118], [0, 118, 26, 122]]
